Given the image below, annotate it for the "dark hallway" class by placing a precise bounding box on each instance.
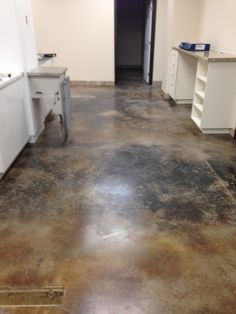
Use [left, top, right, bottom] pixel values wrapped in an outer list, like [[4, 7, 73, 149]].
[[116, 69, 144, 86], [116, 0, 155, 85]]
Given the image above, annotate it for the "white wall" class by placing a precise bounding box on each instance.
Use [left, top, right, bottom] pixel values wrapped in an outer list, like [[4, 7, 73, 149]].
[[172, 0, 203, 46], [153, 0, 175, 84], [0, 0, 23, 72], [153, 0, 168, 82], [199, 0, 236, 55], [159, 0, 203, 92], [32, 0, 115, 82], [32, 0, 170, 83], [33, 0, 164, 82]]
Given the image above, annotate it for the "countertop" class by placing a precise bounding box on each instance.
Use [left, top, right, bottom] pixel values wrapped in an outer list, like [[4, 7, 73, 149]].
[[173, 46, 236, 62], [0, 73, 24, 90], [28, 66, 67, 78]]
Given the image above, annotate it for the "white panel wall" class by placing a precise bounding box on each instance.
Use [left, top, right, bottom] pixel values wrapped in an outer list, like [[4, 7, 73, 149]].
[[0, 0, 23, 72], [15, 0, 41, 137], [0, 0, 38, 72], [0, 0, 42, 139], [15, 0, 38, 71], [32, 0, 115, 82]]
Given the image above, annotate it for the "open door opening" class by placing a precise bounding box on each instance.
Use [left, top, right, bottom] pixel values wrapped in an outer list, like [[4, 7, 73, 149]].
[[115, 0, 157, 85]]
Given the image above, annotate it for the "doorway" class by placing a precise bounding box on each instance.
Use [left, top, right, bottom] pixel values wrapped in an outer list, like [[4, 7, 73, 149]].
[[115, 0, 157, 85]]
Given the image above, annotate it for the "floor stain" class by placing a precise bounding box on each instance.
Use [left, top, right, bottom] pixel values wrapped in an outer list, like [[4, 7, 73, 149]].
[[0, 70, 235, 313]]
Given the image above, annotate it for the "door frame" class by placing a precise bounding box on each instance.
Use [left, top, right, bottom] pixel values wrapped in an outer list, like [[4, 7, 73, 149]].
[[114, 0, 157, 85]]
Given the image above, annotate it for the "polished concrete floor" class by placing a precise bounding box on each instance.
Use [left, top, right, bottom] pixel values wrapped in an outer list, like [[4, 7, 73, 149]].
[[0, 71, 236, 313]]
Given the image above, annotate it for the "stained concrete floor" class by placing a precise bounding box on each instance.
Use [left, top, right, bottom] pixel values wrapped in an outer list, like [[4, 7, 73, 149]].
[[0, 71, 236, 313]]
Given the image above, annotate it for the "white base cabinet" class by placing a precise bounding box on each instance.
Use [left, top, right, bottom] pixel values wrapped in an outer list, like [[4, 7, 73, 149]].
[[191, 60, 236, 133], [169, 48, 236, 134], [169, 49, 198, 104], [0, 78, 29, 177]]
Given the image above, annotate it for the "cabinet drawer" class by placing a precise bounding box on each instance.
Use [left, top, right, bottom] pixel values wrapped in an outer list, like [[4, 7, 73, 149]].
[[29, 77, 63, 99]]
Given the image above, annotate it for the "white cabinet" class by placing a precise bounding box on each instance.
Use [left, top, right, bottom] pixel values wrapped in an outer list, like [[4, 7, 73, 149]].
[[169, 48, 236, 134], [169, 50, 179, 98], [191, 60, 236, 133], [27, 66, 70, 142], [169, 50, 198, 104], [0, 78, 30, 176]]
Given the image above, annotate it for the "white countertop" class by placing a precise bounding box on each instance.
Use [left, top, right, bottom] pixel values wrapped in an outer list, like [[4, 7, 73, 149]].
[[0, 73, 24, 90], [28, 66, 67, 78]]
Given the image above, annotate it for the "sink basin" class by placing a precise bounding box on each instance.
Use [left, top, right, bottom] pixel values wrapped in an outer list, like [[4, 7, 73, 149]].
[[0, 73, 12, 79], [0, 73, 22, 89]]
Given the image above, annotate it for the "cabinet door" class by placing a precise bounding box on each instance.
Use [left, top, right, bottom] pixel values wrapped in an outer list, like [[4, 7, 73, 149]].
[[175, 54, 198, 101], [0, 79, 29, 174]]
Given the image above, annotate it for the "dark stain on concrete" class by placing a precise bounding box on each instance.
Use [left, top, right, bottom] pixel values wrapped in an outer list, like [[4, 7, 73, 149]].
[[208, 158, 236, 194], [90, 145, 234, 223], [0, 70, 235, 313]]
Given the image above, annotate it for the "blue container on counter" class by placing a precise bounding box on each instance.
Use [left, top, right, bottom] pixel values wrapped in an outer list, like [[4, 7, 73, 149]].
[[179, 42, 211, 52]]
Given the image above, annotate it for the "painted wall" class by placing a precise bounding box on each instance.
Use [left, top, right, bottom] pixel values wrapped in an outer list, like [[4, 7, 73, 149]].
[[172, 0, 203, 46], [32, 0, 115, 82], [153, 0, 168, 82], [160, 0, 203, 92], [199, 0, 236, 54], [32, 0, 168, 83], [153, 0, 175, 84], [117, 0, 145, 68]]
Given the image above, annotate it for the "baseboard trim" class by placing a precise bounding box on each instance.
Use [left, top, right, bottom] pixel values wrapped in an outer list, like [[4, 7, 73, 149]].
[[160, 89, 171, 100], [175, 99, 193, 105], [152, 81, 162, 87], [201, 128, 230, 135], [29, 124, 45, 144], [71, 81, 115, 87]]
